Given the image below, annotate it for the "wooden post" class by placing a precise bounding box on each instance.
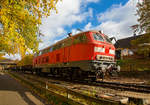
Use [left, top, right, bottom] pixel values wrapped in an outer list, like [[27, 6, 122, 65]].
[[46, 82, 48, 89]]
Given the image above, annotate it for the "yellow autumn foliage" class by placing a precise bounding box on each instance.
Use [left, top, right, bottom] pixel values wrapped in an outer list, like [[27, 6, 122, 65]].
[[0, 0, 59, 58], [0, 54, 5, 60], [17, 54, 33, 66]]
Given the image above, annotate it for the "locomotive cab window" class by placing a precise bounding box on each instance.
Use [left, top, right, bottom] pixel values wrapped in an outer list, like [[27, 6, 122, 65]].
[[103, 35, 112, 43], [93, 33, 104, 42]]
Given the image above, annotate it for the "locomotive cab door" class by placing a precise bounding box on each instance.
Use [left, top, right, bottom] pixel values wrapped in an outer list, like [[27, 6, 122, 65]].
[[63, 47, 70, 63], [63, 38, 72, 63]]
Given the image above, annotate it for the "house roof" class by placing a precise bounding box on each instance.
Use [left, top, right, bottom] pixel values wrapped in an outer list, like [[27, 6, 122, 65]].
[[115, 35, 142, 49]]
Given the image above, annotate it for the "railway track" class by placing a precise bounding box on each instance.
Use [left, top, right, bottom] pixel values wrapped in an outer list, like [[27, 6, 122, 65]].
[[89, 81, 150, 93], [49, 77, 150, 94], [17, 71, 150, 94], [9, 71, 150, 105], [35, 73, 150, 94], [46, 75, 150, 94], [8, 71, 126, 105]]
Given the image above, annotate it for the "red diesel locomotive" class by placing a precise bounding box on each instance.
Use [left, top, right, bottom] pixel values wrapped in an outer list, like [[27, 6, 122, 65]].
[[33, 30, 120, 80]]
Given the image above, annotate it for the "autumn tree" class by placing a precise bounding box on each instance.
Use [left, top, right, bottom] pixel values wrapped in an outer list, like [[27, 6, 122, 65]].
[[17, 54, 33, 66], [0, 53, 5, 60], [0, 0, 59, 57], [131, 33, 150, 57], [136, 0, 150, 33], [131, 0, 150, 57]]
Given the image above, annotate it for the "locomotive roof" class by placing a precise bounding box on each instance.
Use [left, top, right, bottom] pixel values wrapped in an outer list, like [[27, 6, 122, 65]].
[[40, 30, 101, 51]]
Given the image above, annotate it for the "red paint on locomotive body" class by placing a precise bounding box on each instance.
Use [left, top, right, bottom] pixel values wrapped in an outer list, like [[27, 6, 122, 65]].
[[33, 30, 118, 77]]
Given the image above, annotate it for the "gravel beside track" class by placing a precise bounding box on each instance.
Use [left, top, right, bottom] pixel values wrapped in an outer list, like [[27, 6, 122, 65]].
[[12, 71, 150, 105], [9, 71, 123, 105]]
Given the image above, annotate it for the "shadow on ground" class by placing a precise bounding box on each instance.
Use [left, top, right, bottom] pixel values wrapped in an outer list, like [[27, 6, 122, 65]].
[[0, 72, 45, 105]]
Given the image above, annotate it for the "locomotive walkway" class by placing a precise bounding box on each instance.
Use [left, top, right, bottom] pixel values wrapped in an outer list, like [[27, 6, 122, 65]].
[[0, 71, 45, 105]]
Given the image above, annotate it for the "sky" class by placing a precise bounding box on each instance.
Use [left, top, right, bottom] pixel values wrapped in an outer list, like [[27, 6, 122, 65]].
[[39, 0, 139, 49], [5, 0, 140, 60]]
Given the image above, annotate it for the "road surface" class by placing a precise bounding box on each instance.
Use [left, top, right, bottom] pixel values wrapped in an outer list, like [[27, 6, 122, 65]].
[[0, 72, 46, 105]]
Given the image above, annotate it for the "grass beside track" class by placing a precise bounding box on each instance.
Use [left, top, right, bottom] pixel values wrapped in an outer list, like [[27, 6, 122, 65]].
[[118, 57, 150, 71], [8, 71, 123, 105], [8, 72, 81, 105]]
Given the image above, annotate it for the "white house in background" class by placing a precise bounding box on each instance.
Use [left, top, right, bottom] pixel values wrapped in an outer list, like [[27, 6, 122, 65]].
[[115, 33, 150, 59], [114, 34, 142, 59]]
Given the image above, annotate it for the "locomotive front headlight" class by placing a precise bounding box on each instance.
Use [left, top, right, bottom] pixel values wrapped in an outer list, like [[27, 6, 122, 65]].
[[109, 49, 115, 55], [94, 47, 105, 53]]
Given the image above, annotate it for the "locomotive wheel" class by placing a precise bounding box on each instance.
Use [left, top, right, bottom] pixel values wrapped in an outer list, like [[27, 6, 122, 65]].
[[59, 69, 64, 78], [69, 69, 76, 80], [61, 68, 68, 79], [42, 72, 48, 76], [76, 70, 88, 81], [77, 70, 83, 80], [110, 70, 118, 77], [36, 69, 41, 75], [69, 69, 74, 81], [101, 73, 104, 81], [91, 77, 96, 82], [54, 69, 59, 77], [70, 68, 81, 81]]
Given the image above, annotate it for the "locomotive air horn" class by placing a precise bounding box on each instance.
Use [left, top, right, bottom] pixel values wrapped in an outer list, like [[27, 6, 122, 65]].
[[68, 32, 72, 37]]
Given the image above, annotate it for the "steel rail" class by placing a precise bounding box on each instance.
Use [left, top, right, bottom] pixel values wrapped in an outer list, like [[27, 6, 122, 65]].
[[12, 71, 150, 94], [10, 72, 123, 105]]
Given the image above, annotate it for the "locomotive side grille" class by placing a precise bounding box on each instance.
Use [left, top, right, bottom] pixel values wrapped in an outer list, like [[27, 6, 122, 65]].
[[96, 55, 114, 61]]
